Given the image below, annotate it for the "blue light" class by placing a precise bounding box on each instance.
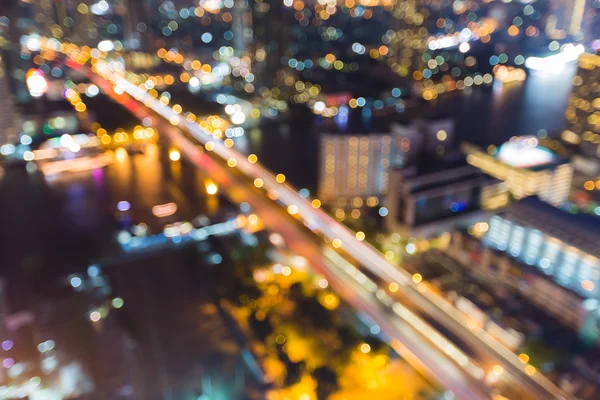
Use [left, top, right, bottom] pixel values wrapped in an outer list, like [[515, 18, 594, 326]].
[[201, 32, 213, 43], [391, 88, 401, 97], [379, 207, 388, 217], [70, 277, 82, 288], [594, 207, 600, 216], [117, 201, 131, 212]]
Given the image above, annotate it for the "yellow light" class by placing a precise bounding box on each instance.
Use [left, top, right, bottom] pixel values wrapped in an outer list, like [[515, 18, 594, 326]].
[[75, 102, 87, 112], [525, 365, 536, 376], [100, 135, 111, 145], [206, 182, 218, 195], [276, 173, 286, 183], [436, 130, 447, 141], [205, 141, 215, 151], [389, 282, 399, 292], [385, 250, 394, 260], [355, 231, 365, 241], [324, 294, 335, 305], [360, 343, 371, 353], [227, 158, 237, 167], [224, 138, 234, 148], [254, 178, 264, 188], [169, 149, 181, 161], [169, 116, 180, 125], [248, 154, 258, 163], [287, 205, 298, 215], [412, 273, 422, 283], [492, 365, 504, 376], [311, 199, 321, 208], [172, 104, 182, 114], [518, 353, 529, 364], [331, 238, 342, 248], [282, 266, 292, 276], [248, 214, 259, 224], [584, 181, 595, 191]]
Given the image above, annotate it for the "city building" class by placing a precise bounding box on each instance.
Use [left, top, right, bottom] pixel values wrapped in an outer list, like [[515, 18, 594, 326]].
[[447, 196, 600, 333], [318, 119, 455, 203], [390, 118, 454, 167], [562, 53, 600, 158], [545, 0, 587, 39], [385, 158, 509, 236], [318, 132, 403, 203], [463, 136, 573, 207], [0, 55, 16, 145]]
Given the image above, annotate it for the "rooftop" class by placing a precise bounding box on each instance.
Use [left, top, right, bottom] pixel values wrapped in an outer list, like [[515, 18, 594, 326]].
[[506, 197, 600, 259], [495, 137, 558, 169]]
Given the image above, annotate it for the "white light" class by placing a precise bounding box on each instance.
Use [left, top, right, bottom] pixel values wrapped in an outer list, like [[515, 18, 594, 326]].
[[406, 243, 416, 254], [189, 76, 200, 88], [224, 104, 235, 115], [496, 137, 555, 168], [85, 84, 99, 97], [91, 0, 109, 15], [23, 151, 34, 161], [459, 43, 470, 53], [23, 34, 41, 51], [20, 135, 32, 145], [0, 144, 15, 155], [231, 111, 246, 125], [97, 40, 114, 52], [26, 70, 48, 98], [314, 101, 326, 112], [525, 44, 584, 72], [69, 143, 81, 153], [60, 134, 74, 147]]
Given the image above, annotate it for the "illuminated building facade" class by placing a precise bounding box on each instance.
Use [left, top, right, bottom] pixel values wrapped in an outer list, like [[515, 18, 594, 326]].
[[318, 133, 403, 203], [385, 162, 508, 235], [448, 197, 600, 330], [463, 137, 573, 207], [388, 0, 427, 79], [563, 53, 600, 158]]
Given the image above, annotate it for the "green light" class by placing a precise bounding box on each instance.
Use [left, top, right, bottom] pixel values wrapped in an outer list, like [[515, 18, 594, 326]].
[[112, 297, 124, 309]]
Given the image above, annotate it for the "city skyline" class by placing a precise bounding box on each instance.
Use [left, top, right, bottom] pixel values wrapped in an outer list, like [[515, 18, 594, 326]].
[[0, 0, 600, 399]]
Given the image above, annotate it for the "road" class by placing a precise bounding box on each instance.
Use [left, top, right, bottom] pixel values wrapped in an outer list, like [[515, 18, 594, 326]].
[[66, 55, 571, 399]]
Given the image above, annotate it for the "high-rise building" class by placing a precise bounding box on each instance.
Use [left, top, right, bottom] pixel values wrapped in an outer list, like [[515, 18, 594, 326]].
[[318, 133, 403, 203], [388, 0, 427, 79], [563, 53, 600, 158], [391, 118, 454, 167], [546, 0, 587, 39], [463, 137, 573, 207]]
